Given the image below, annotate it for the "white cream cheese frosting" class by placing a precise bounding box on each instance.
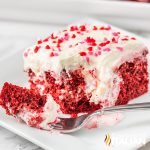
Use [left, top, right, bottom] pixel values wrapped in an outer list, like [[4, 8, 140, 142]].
[[16, 95, 60, 130], [23, 24, 146, 106]]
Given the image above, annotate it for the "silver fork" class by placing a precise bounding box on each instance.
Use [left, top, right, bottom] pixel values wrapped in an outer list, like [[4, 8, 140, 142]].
[[50, 102, 150, 133]]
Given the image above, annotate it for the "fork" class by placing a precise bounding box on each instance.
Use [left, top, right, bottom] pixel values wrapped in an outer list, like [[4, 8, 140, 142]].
[[50, 102, 150, 133]]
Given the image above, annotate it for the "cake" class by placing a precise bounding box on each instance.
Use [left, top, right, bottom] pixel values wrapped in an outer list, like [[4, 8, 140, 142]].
[[0, 24, 149, 130]]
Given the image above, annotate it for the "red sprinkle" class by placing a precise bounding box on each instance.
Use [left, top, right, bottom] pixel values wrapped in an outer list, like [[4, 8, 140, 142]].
[[54, 53, 59, 56], [37, 40, 42, 44], [34, 46, 40, 53], [58, 39, 63, 44], [87, 47, 93, 51], [45, 45, 51, 49], [92, 43, 97, 46], [64, 33, 69, 37], [104, 37, 108, 41], [79, 52, 86, 56], [99, 40, 110, 47], [94, 53, 98, 57], [50, 52, 54, 57], [85, 57, 90, 63], [86, 37, 96, 43], [116, 46, 124, 51], [122, 38, 129, 41], [80, 25, 86, 31], [131, 37, 136, 40], [98, 46, 102, 50], [103, 47, 111, 52], [51, 33, 58, 39], [112, 32, 120, 36], [112, 37, 118, 43], [93, 26, 98, 30], [57, 38, 63, 47], [99, 42, 106, 47], [100, 26, 105, 30], [57, 43, 60, 48], [77, 31, 81, 34], [100, 26, 111, 31], [105, 26, 111, 31], [106, 41, 110, 45], [72, 34, 76, 38], [64, 33, 69, 40], [43, 38, 49, 42], [98, 51, 101, 55], [70, 26, 78, 31], [88, 51, 93, 55]]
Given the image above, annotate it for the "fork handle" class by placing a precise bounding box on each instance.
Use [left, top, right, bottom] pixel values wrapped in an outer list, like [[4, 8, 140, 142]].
[[92, 102, 150, 116]]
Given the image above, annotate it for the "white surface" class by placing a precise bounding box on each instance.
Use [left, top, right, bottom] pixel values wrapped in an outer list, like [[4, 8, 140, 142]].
[[0, 0, 150, 31], [0, 20, 150, 150]]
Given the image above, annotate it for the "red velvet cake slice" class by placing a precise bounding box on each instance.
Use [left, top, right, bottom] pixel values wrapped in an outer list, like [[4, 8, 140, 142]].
[[0, 82, 58, 129], [0, 24, 149, 130]]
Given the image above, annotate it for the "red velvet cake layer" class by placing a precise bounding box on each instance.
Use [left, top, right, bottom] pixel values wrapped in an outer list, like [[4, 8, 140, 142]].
[[115, 55, 149, 105], [0, 82, 46, 115]]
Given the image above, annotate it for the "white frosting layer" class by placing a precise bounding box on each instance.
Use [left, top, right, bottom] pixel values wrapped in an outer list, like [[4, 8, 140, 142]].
[[17, 95, 59, 130], [23, 24, 146, 113]]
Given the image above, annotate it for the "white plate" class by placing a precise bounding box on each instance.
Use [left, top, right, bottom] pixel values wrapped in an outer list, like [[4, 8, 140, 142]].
[[0, 20, 150, 150], [0, 0, 150, 31]]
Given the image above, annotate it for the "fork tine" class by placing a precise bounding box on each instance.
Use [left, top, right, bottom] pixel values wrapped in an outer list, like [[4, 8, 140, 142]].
[[50, 125, 62, 130], [50, 123, 63, 129], [51, 123, 62, 127]]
